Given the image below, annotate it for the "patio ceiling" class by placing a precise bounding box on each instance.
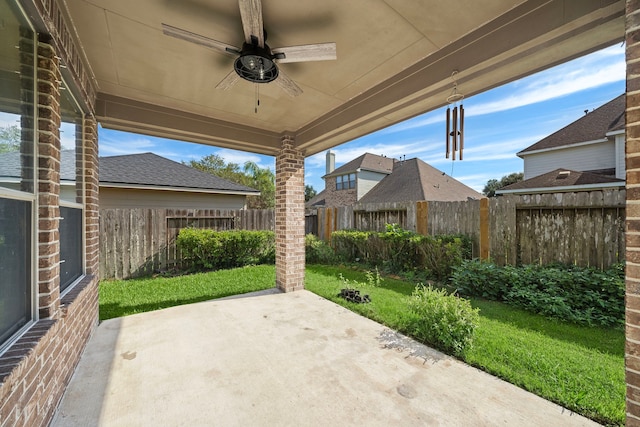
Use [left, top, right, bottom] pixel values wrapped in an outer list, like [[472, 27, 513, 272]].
[[63, 0, 624, 156]]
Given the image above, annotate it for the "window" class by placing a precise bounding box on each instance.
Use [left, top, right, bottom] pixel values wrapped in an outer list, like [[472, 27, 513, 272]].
[[335, 173, 356, 190], [58, 81, 84, 293], [0, 0, 36, 352]]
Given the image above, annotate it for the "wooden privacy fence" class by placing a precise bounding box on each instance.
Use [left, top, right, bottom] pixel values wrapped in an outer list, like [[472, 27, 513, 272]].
[[100, 208, 274, 280], [307, 189, 625, 269]]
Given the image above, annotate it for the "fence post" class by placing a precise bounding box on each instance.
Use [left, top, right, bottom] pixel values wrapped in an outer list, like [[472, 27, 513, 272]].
[[480, 198, 490, 260], [324, 207, 334, 242], [416, 201, 428, 235]]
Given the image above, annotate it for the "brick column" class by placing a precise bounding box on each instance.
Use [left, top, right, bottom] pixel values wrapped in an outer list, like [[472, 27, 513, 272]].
[[36, 40, 62, 319], [83, 116, 100, 275], [275, 136, 305, 292]]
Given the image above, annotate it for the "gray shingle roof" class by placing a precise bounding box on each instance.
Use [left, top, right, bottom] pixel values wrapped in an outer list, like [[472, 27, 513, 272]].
[[499, 168, 623, 193], [324, 153, 395, 178], [518, 94, 625, 155], [358, 158, 482, 203], [0, 149, 76, 180], [100, 152, 258, 193]]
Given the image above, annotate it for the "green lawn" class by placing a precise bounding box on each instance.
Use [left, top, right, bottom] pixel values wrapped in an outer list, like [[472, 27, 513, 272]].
[[99, 264, 625, 425], [99, 265, 275, 320]]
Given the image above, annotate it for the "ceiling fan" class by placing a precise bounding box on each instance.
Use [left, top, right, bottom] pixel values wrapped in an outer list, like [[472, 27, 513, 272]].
[[162, 0, 337, 97]]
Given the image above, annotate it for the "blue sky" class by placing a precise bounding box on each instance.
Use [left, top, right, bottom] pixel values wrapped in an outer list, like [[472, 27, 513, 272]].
[[98, 44, 626, 193]]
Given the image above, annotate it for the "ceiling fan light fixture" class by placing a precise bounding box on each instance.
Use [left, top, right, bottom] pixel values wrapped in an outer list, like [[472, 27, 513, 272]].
[[234, 43, 279, 83]]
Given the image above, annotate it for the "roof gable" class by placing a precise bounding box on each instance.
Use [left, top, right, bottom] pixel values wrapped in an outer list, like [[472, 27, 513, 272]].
[[100, 153, 258, 193], [499, 168, 623, 193], [518, 94, 625, 155], [358, 158, 482, 204], [325, 153, 395, 178]]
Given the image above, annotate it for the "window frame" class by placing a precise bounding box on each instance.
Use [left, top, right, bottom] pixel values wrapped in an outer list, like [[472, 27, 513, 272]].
[[0, 0, 38, 356], [58, 81, 86, 298]]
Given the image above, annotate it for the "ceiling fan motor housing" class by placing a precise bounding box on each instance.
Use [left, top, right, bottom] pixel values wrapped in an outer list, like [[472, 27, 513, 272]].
[[234, 42, 279, 83]]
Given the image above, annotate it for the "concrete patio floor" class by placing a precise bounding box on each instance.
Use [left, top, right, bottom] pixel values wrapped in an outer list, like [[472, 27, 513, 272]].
[[52, 289, 598, 427]]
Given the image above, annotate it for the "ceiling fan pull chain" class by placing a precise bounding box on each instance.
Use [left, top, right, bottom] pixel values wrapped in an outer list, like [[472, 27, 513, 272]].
[[255, 83, 260, 114]]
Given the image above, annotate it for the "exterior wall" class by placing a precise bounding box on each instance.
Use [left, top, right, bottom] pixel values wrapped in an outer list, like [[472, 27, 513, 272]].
[[275, 137, 305, 292], [357, 170, 387, 201], [323, 176, 357, 207], [0, 8, 99, 426], [628, 1, 640, 423], [616, 133, 626, 180], [99, 187, 248, 210], [523, 140, 615, 179]]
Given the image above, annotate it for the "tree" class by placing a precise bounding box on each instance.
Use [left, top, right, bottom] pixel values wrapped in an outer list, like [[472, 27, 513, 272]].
[[0, 124, 20, 153], [304, 185, 317, 202], [483, 172, 524, 197], [243, 161, 275, 209], [188, 155, 275, 209]]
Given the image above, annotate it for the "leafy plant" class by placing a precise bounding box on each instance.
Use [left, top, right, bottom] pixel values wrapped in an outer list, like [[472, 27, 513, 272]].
[[452, 260, 625, 327], [305, 233, 335, 264], [330, 225, 471, 278], [177, 228, 275, 271], [407, 284, 480, 357]]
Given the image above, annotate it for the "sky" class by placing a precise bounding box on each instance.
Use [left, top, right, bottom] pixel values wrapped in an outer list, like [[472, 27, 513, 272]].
[[96, 43, 626, 193]]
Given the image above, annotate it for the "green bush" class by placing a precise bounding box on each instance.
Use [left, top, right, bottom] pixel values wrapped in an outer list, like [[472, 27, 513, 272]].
[[406, 284, 480, 357], [331, 225, 471, 278], [177, 228, 275, 270], [452, 260, 625, 327], [305, 234, 336, 264]]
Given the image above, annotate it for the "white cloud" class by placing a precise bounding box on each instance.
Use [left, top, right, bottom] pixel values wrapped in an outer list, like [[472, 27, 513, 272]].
[[468, 47, 625, 116], [211, 148, 266, 167]]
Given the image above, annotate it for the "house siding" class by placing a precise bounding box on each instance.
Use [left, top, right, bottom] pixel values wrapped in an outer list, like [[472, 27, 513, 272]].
[[615, 133, 626, 179], [523, 140, 615, 179], [357, 170, 388, 201], [99, 188, 247, 210]]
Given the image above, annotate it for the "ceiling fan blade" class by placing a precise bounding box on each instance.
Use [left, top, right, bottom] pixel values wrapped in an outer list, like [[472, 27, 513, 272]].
[[272, 43, 337, 63], [216, 71, 240, 91], [275, 71, 303, 97], [162, 23, 240, 55], [238, 0, 264, 47]]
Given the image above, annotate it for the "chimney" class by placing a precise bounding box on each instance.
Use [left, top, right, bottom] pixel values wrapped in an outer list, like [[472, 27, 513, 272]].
[[326, 150, 335, 175]]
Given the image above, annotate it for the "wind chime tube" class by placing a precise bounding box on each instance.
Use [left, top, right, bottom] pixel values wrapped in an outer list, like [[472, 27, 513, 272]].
[[445, 107, 450, 159], [459, 104, 464, 160], [452, 106, 458, 160]]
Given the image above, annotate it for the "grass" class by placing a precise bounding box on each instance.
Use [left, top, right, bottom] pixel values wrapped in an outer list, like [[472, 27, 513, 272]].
[[304, 264, 625, 426], [99, 265, 275, 320], [99, 263, 625, 425]]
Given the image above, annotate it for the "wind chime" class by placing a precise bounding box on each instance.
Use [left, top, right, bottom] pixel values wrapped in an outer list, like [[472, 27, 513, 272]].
[[445, 71, 465, 160]]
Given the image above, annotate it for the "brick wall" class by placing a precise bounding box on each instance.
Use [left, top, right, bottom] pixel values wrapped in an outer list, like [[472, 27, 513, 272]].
[[36, 41, 62, 320], [275, 136, 305, 292], [0, 39, 99, 427], [628, 0, 640, 424], [324, 176, 357, 207]]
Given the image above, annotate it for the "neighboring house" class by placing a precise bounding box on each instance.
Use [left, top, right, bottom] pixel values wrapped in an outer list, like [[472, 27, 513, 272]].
[[308, 151, 481, 207], [358, 158, 482, 203], [319, 152, 395, 207], [99, 152, 259, 209], [1, 151, 260, 210], [499, 95, 625, 195]]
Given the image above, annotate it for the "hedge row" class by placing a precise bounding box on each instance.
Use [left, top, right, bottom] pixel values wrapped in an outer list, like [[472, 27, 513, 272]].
[[177, 228, 275, 270], [331, 224, 472, 278], [452, 260, 625, 327]]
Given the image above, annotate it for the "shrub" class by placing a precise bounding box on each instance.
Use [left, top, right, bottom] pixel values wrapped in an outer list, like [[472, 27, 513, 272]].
[[331, 225, 471, 278], [452, 260, 625, 327], [406, 285, 480, 357], [177, 228, 275, 271], [305, 234, 336, 264]]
